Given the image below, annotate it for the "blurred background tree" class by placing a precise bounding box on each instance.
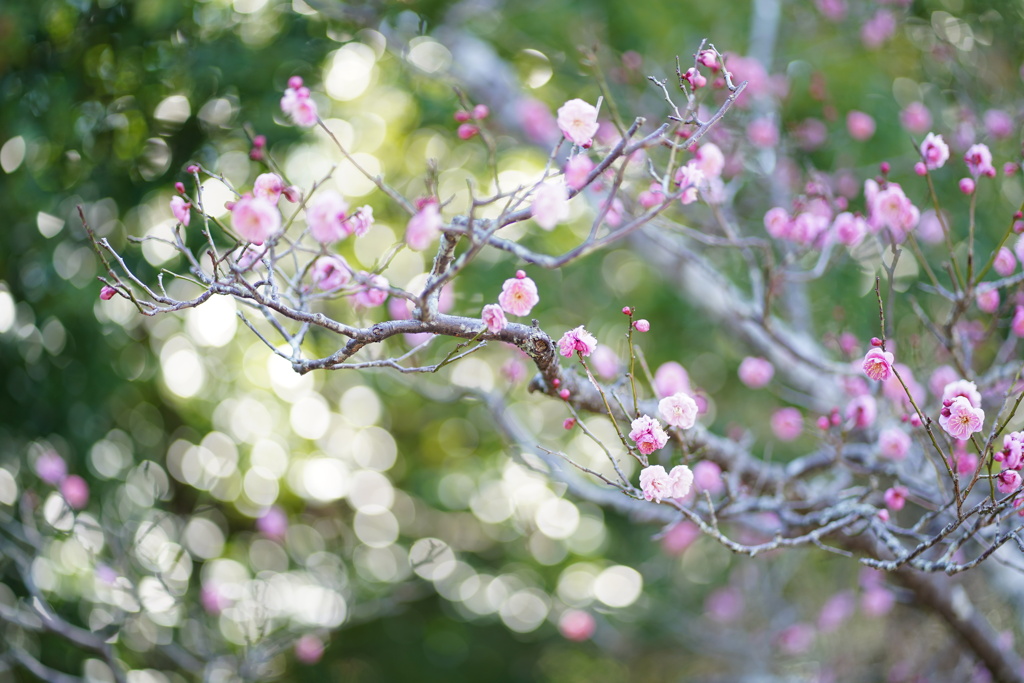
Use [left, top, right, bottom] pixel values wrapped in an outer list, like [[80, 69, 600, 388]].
[[1, 0, 1023, 681]]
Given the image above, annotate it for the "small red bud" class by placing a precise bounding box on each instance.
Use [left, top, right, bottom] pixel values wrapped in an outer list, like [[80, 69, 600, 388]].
[[914, 162, 927, 176], [174, 182, 186, 194], [249, 149, 264, 161], [454, 110, 471, 123], [563, 418, 576, 430], [515, 270, 526, 279], [870, 337, 883, 347], [99, 285, 116, 300], [472, 104, 489, 120], [558, 389, 570, 400], [457, 124, 479, 140], [1015, 211, 1023, 220], [622, 306, 633, 316], [288, 76, 303, 89], [187, 164, 200, 174], [552, 378, 561, 388], [253, 135, 267, 148], [816, 416, 830, 431], [959, 177, 976, 195]]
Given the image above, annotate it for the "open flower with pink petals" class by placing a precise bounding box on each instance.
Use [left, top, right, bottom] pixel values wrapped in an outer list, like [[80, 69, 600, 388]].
[[629, 415, 669, 455], [738, 357, 774, 388], [231, 195, 281, 245], [481, 304, 506, 334], [280, 77, 319, 127], [939, 396, 984, 440], [964, 143, 996, 178], [941, 380, 982, 409], [564, 155, 594, 190], [919, 133, 949, 170], [638, 464, 692, 502], [310, 255, 351, 292], [307, 190, 350, 243], [558, 325, 597, 357], [531, 182, 570, 230], [659, 392, 699, 429], [556, 99, 600, 147], [170, 196, 191, 227], [997, 469, 1022, 495], [352, 272, 389, 308], [349, 205, 374, 237], [498, 272, 539, 317], [862, 348, 894, 381], [406, 201, 443, 251], [253, 173, 286, 203]]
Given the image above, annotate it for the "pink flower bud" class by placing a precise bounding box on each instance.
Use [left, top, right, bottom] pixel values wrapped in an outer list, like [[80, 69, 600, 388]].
[[884, 485, 908, 511], [552, 378, 561, 387], [99, 285, 117, 301], [633, 319, 650, 332], [174, 181, 186, 194], [998, 469, 1022, 494], [622, 306, 633, 316], [870, 337, 883, 347], [558, 389, 571, 400], [563, 418, 576, 430], [817, 416, 831, 431], [253, 135, 266, 148], [914, 162, 927, 176], [454, 110, 471, 122], [187, 164, 200, 174], [457, 124, 479, 140], [877, 509, 890, 522], [959, 177, 976, 194], [1005, 162, 1019, 176], [879, 161, 890, 175], [288, 76, 304, 89], [472, 104, 490, 120], [515, 270, 527, 279], [738, 357, 775, 389], [35, 451, 67, 485]]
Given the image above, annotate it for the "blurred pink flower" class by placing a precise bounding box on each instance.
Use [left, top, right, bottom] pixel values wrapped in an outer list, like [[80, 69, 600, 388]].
[[349, 205, 374, 237], [564, 155, 594, 191], [900, 102, 931, 134], [984, 109, 1014, 139], [257, 506, 289, 540], [994, 247, 1017, 276], [556, 99, 600, 147], [777, 623, 816, 655], [976, 285, 1000, 313], [405, 201, 442, 251], [306, 190, 350, 244], [738, 356, 774, 388], [310, 255, 351, 292], [694, 143, 725, 179], [61, 475, 89, 509], [352, 272, 389, 308], [747, 118, 778, 148], [846, 394, 878, 429], [654, 361, 690, 398], [675, 162, 705, 204], [531, 182, 570, 230], [846, 111, 876, 140], [35, 451, 67, 485], [939, 396, 984, 440], [818, 591, 855, 632], [232, 195, 281, 245], [965, 143, 996, 178], [170, 196, 191, 227], [833, 211, 868, 247], [692, 460, 724, 495], [884, 485, 908, 511], [878, 428, 911, 460], [920, 133, 949, 170], [771, 407, 803, 441], [861, 9, 896, 49], [253, 173, 285, 203], [589, 345, 620, 379], [294, 634, 325, 664], [942, 379, 981, 409], [661, 521, 700, 555], [281, 78, 319, 127]]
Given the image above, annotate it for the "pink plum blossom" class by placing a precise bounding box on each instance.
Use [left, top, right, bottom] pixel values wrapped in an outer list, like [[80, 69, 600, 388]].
[[694, 143, 725, 179], [35, 451, 67, 485], [818, 592, 855, 632], [481, 304, 506, 334], [692, 460, 724, 495], [344, 205, 372, 237], [984, 109, 1014, 139], [99, 285, 117, 300], [878, 428, 911, 460], [659, 392, 699, 429], [675, 162, 705, 204], [306, 190, 350, 243], [280, 77, 319, 127], [861, 586, 895, 616], [884, 485, 908, 511], [61, 475, 89, 509], [900, 102, 932, 134], [231, 195, 281, 245], [965, 143, 996, 178], [994, 247, 1016, 276], [498, 272, 540, 317], [771, 407, 803, 441], [705, 586, 744, 622], [294, 634, 325, 664], [764, 206, 791, 239], [564, 155, 594, 190], [630, 416, 669, 456], [997, 469, 1022, 495], [942, 380, 982, 409], [863, 348, 895, 381], [777, 623, 816, 656], [589, 345, 620, 379], [556, 99, 600, 147], [170, 196, 191, 227], [558, 325, 597, 357], [846, 111, 876, 140], [633, 319, 650, 333], [638, 182, 667, 208], [558, 610, 596, 641], [253, 173, 286, 203], [846, 394, 878, 429], [920, 133, 950, 170], [352, 272, 389, 308], [235, 244, 266, 271], [310, 255, 351, 292], [976, 285, 1000, 313], [531, 182, 570, 230], [661, 521, 700, 555], [405, 201, 443, 251], [654, 362, 691, 398], [1013, 306, 1024, 337], [833, 211, 868, 247], [939, 396, 984, 440], [868, 183, 919, 240], [861, 9, 896, 49], [746, 118, 778, 148], [517, 98, 558, 144], [638, 463, 691, 501], [738, 357, 774, 388]]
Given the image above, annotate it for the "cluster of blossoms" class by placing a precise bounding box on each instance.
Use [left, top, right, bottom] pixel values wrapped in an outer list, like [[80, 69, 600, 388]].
[[454, 103, 490, 140], [280, 75, 319, 127], [34, 450, 89, 509], [997, 432, 1024, 496], [639, 464, 694, 503]]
